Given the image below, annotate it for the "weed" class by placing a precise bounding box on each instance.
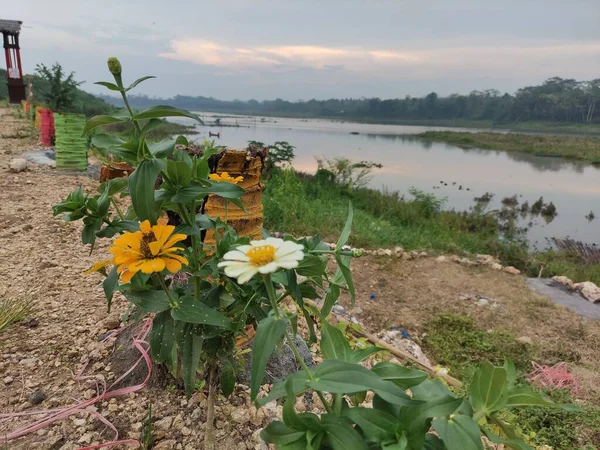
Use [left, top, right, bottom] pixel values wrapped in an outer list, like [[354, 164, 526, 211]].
[[0, 298, 34, 333], [141, 401, 155, 449]]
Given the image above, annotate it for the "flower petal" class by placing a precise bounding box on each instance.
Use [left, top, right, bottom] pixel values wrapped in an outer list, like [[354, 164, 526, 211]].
[[120, 269, 136, 283], [223, 249, 250, 262], [163, 234, 187, 249], [163, 257, 182, 273], [265, 237, 284, 248], [222, 261, 253, 277], [139, 220, 151, 233], [257, 262, 278, 274], [275, 241, 305, 258], [149, 241, 162, 256], [275, 259, 300, 270], [237, 267, 259, 284]]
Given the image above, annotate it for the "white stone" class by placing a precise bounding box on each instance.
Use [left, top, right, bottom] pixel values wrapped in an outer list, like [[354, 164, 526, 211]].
[[552, 275, 574, 289], [573, 281, 600, 303], [3, 376, 13, 384], [9, 158, 27, 173], [504, 266, 521, 275], [491, 263, 503, 271], [436, 256, 447, 262]]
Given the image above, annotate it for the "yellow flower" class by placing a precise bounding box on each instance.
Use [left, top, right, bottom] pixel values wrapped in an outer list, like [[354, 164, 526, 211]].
[[109, 218, 188, 283], [83, 259, 112, 275], [209, 172, 244, 184]]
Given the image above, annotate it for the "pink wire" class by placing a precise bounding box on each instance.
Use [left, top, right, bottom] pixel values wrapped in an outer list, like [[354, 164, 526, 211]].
[[527, 361, 578, 394], [0, 318, 154, 449]]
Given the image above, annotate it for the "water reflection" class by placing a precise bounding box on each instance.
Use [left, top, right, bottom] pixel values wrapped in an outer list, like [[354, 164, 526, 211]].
[[182, 114, 600, 246]]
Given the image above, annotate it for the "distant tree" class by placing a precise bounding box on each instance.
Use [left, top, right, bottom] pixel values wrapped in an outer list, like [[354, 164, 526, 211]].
[[35, 62, 83, 111]]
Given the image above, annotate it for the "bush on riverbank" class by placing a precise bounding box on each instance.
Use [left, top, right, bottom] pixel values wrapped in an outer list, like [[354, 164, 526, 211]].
[[418, 131, 600, 163]]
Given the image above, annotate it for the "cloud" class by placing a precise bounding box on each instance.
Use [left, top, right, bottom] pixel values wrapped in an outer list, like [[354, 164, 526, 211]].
[[159, 38, 600, 80]]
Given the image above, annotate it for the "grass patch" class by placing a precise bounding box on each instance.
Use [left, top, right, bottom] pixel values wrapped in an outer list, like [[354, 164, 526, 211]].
[[0, 298, 34, 333], [417, 131, 600, 163], [527, 250, 600, 285], [513, 388, 600, 450], [420, 314, 533, 379], [263, 169, 524, 257]]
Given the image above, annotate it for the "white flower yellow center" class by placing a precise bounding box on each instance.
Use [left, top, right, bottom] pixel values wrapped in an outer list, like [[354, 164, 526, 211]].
[[246, 244, 276, 267]]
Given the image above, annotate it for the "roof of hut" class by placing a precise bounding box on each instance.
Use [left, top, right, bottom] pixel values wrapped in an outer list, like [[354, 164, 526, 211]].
[[0, 20, 23, 34]]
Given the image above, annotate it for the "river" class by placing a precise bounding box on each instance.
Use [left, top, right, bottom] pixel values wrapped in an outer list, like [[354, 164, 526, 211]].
[[173, 113, 600, 248]]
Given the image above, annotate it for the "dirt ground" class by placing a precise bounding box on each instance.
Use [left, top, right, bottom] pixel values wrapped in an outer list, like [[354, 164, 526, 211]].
[[1, 106, 599, 449], [343, 256, 600, 402]]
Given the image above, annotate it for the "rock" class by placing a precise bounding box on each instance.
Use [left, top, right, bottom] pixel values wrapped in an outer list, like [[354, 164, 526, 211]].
[[154, 416, 174, 431], [19, 358, 37, 366], [154, 440, 178, 450], [418, 252, 428, 258], [231, 408, 250, 424], [237, 333, 314, 386], [332, 305, 346, 315], [475, 298, 490, 307], [181, 426, 192, 436], [394, 247, 404, 256], [376, 249, 387, 256], [491, 263, 503, 271], [504, 266, 521, 275], [3, 376, 13, 385], [73, 418, 87, 427], [517, 336, 533, 345], [383, 249, 392, 256], [29, 389, 46, 405], [43, 435, 65, 450], [573, 281, 600, 303], [78, 432, 93, 444], [552, 275, 574, 289], [435, 256, 447, 262], [9, 158, 27, 173]]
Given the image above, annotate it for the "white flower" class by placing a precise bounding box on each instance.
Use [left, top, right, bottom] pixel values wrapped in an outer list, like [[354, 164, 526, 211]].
[[218, 237, 305, 284]]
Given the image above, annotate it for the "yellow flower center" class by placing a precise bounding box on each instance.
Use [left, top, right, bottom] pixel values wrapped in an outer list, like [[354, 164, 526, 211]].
[[246, 244, 276, 267], [139, 232, 157, 258]]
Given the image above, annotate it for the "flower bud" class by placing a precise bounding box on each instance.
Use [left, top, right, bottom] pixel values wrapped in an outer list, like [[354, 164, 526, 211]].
[[351, 248, 364, 258], [107, 57, 122, 76]]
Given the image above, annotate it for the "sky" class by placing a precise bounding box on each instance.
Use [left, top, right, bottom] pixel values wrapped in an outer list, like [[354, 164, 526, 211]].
[[3, 0, 600, 101]]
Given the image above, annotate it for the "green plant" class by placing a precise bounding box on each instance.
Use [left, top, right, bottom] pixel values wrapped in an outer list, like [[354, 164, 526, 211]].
[[315, 156, 382, 190], [141, 401, 155, 449], [0, 298, 34, 333], [34, 62, 83, 112], [249, 140, 296, 179]]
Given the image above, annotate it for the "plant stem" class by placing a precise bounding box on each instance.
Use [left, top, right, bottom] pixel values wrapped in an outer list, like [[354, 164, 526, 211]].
[[285, 330, 332, 414], [334, 394, 343, 415], [157, 276, 176, 308], [111, 198, 125, 220], [204, 357, 218, 450], [262, 274, 280, 317]]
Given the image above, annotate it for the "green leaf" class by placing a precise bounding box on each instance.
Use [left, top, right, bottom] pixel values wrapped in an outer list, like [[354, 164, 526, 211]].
[[411, 379, 454, 401], [342, 408, 397, 443], [504, 359, 517, 387], [91, 133, 126, 150], [257, 371, 310, 406], [469, 362, 508, 416], [94, 81, 122, 91], [220, 360, 236, 397], [177, 323, 203, 397], [320, 321, 353, 362], [336, 202, 353, 249], [481, 427, 532, 450], [352, 346, 385, 363], [126, 75, 156, 91], [98, 177, 128, 197], [149, 311, 176, 363], [103, 266, 119, 312], [83, 111, 130, 134], [321, 284, 340, 318], [131, 105, 203, 123], [129, 158, 166, 223], [171, 182, 246, 204], [371, 362, 428, 389], [123, 289, 171, 313], [322, 420, 368, 450], [310, 360, 414, 406], [250, 314, 288, 400], [398, 395, 463, 443], [296, 255, 327, 278], [334, 254, 355, 304], [171, 295, 231, 328], [505, 389, 559, 408], [432, 415, 484, 450], [167, 160, 192, 188], [148, 138, 178, 159], [81, 217, 102, 245], [423, 434, 445, 450], [260, 422, 305, 447]]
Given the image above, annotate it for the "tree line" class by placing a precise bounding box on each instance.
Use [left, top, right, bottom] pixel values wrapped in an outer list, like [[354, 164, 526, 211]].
[[100, 76, 600, 124]]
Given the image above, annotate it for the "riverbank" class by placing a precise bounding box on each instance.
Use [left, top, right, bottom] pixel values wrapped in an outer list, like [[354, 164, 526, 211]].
[[417, 131, 600, 163], [263, 170, 600, 285]]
